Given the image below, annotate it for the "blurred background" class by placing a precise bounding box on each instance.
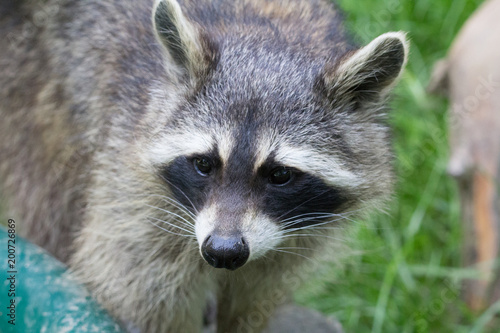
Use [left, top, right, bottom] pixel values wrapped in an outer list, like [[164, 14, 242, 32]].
[[296, 0, 500, 332]]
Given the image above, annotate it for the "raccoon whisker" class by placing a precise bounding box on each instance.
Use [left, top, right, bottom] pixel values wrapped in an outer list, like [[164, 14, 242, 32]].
[[280, 212, 341, 224], [147, 205, 196, 229], [268, 233, 347, 243], [159, 175, 199, 214], [113, 192, 198, 220], [269, 249, 315, 262], [148, 213, 196, 234], [275, 246, 317, 252], [146, 218, 196, 239], [148, 194, 197, 219], [161, 219, 196, 235], [298, 226, 344, 231], [333, 208, 366, 218], [281, 208, 366, 230], [280, 205, 361, 233], [280, 214, 343, 228], [146, 205, 196, 230], [282, 210, 357, 221], [281, 216, 348, 231], [157, 202, 196, 221], [281, 215, 337, 228], [160, 199, 197, 220], [148, 218, 197, 238], [276, 189, 333, 221], [316, 213, 364, 227], [282, 222, 344, 234], [147, 216, 196, 236], [157, 217, 196, 234], [280, 212, 325, 223]]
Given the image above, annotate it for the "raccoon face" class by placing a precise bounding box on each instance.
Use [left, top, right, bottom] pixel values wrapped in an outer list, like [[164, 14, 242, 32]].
[[158, 137, 354, 270], [148, 0, 408, 270]]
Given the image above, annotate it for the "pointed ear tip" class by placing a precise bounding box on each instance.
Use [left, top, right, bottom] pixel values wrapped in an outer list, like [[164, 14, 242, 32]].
[[154, 0, 182, 16], [378, 31, 410, 53], [153, 0, 165, 11], [154, 0, 175, 6]]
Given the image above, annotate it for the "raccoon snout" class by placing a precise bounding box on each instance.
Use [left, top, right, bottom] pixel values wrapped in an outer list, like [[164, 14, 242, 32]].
[[201, 234, 250, 270]]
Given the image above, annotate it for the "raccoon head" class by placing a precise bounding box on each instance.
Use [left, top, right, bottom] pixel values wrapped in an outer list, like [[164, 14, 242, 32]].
[[148, 0, 408, 270]]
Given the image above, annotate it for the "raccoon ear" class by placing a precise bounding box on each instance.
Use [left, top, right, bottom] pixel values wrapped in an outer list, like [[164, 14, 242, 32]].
[[153, 0, 213, 81], [322, 32, 409, 108]]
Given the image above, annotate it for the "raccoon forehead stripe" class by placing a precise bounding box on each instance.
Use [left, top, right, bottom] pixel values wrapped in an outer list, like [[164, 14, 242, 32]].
[[146, 131, 215, 165], [253, 134, 277, 173], [274, 145, 363, 188], [215, 130, 236, 165]]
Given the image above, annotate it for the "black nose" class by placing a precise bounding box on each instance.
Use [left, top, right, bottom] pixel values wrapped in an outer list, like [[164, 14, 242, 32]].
[[201, 235, 250, 270]]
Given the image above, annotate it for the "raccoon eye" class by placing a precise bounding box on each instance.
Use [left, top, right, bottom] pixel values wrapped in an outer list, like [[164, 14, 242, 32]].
[[269, 167, 293, 185], [193, 157, 212, 176]]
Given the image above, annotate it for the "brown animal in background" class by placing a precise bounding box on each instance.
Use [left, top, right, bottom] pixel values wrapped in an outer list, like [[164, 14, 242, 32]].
[[429, 0, 500, 311]]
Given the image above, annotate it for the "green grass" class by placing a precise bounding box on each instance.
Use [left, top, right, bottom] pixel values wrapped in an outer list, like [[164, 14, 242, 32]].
[[295, 1, 500, 332]]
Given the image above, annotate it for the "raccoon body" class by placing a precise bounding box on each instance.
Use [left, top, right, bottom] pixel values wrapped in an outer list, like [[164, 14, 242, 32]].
[[0, 0, 408, 331]]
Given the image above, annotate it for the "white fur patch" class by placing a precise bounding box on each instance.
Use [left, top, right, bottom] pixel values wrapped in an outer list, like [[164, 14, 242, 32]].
[[215, 130, 235, 166], [253, 133, 277, 173], [252, 132, 362, 189], [274, 144, 363, 188], [240, 210, 282, 260], [195, 205, 282, 261], [146, 131, 215, 166], [143, 128, 235, 168], [194, 204, 217, 247]]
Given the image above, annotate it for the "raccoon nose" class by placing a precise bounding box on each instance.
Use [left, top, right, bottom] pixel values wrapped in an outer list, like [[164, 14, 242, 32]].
[[201, 235, 249, 270]]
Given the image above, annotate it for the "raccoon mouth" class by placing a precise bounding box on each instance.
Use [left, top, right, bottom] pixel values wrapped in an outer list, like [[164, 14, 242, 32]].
[[201, 235, 250, 270]]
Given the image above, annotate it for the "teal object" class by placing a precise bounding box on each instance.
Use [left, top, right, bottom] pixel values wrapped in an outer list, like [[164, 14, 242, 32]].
[[0, 226, 124, 333]]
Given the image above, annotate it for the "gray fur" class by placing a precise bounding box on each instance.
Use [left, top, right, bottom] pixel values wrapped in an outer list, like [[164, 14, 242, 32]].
[[0, 0, 408, 332]]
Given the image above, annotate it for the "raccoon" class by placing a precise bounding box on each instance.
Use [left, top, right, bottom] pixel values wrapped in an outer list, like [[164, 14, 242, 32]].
[[0, 0, 408, 332]]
